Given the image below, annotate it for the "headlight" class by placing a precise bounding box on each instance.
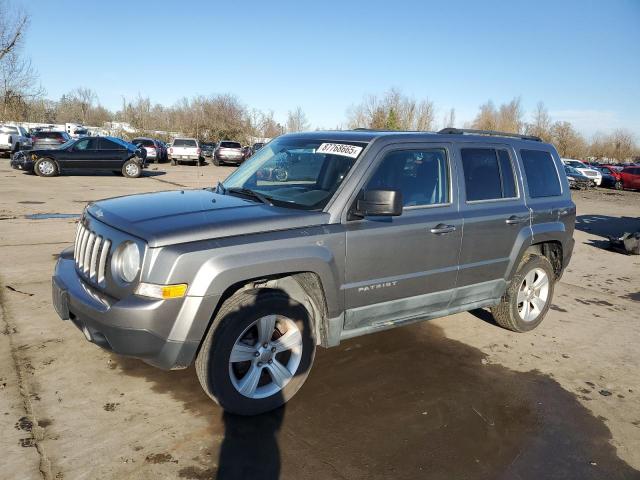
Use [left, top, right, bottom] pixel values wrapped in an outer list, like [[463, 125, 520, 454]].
[[115, 241, 140, 283]]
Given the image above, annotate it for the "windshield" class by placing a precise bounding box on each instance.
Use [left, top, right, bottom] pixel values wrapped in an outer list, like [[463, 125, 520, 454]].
[[564, 166, 581, 175], [565, 160, 586, 169], [223, 137, 367, 210]]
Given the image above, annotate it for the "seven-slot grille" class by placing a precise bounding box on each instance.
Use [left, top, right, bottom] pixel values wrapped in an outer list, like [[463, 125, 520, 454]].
[[74, 222, 111, 286]]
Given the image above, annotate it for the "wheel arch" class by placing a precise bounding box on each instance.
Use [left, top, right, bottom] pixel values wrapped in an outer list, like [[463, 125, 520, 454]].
[[506, 223, 568, 281]]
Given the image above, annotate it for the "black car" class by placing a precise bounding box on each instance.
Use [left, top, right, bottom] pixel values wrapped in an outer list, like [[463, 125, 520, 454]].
[[30, 131, 72, 150], [10, 136, 147, 178], [252, 142, 265, 154], [200, 142, 216, 158], [564, 165, 592, 189]]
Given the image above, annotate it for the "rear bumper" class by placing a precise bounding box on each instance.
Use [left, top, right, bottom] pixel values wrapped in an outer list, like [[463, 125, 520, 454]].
[[52, 247, 205, 370]]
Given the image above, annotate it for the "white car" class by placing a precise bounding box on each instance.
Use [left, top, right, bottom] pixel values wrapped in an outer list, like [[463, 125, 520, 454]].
[[0, 124, 32, 156], [561, 159, 602, 186]]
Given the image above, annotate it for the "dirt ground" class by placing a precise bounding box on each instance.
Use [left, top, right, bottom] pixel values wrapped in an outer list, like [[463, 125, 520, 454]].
[[1, 160, 639, 480]]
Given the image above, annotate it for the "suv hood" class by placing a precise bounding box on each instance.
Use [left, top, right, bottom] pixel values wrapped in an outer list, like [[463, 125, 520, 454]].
[[86, 189, 330, 247]]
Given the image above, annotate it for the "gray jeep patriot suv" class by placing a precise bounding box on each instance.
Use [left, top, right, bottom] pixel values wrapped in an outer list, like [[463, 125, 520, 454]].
[[52, 128, 575, 415]]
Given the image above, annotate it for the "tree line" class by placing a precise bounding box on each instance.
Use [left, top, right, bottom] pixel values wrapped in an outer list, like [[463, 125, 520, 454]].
[[1, 3, 637, 161]]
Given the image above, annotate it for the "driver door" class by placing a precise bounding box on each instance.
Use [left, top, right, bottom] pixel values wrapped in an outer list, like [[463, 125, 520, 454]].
[[61, 138, 98, 169], [342, 144, 462, 332]]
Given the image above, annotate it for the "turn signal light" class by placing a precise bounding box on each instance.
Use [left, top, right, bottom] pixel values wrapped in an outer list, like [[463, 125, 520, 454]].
[[136, 283, 188, 299]]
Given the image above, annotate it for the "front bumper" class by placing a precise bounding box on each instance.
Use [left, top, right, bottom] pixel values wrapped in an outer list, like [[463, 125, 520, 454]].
[[10, 154, 34, 171], [52, 247, 214, 370]]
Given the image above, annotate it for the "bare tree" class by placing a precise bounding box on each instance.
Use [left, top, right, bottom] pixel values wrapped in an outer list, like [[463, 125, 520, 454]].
[[525, 101, 552, 141], [442, 108, 456, 128], [0, 0, 28, 61], [347, 89, 436, 131], [550, 121, 586, 158], [286, 106, 309, 133], [0, 52, 42, 120], [472, 101, 498, 130]]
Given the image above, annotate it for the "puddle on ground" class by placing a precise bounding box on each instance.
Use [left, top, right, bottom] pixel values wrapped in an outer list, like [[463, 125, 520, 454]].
[[24, 213, 80, 220], [111, 322, 639, 479]]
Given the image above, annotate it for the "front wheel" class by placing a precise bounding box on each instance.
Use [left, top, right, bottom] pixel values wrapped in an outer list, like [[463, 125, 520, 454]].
[[615, 180, 623, 190], [122, 159, 142, 178], [195, 289, 316, 415], [491, 254, 555, 332], [34, 158, 58, 177]]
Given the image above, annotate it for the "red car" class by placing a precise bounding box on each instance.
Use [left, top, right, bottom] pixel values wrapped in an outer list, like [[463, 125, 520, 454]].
[[597, 165, 623, 189], [619, 166, 640, 190]]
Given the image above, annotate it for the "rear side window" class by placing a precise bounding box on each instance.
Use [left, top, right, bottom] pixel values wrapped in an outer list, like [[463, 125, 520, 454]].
[[173, 139, 197, 147], [220, 141, 242, 148], [461, 148, 517, 201], [520, 150, 562, 198]]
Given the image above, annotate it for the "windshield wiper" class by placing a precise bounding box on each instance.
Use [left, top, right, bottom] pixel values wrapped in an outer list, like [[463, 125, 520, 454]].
[[227, 187, 273, 206]]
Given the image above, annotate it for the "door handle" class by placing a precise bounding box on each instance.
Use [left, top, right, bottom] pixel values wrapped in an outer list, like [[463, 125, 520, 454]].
[[505, 215, 528, 225], [430, 224, 456, 234]]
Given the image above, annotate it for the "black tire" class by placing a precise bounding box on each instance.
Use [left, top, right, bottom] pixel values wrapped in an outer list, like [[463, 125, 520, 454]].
[[195, 289, 316, 415], [34, 158, 58, 177], [213, 156, 220, 166], [12, 142, 20, 154], [491, 254, 555, 333], [122, 159, 142, 178], [112, 170, 123, 176], [171, 158, 177, 166], [615, 180, 623, 190]]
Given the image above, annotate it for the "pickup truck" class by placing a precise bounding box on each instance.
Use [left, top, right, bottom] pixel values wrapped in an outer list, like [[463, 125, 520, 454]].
[[168, 138, 203, 165], [0, 124, 32, 156], [52, 128, 576, 415]]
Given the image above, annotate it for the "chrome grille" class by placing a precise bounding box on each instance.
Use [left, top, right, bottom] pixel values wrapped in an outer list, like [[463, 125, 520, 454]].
[[74, 222, 111, 286], [584, 171, 597, 177]]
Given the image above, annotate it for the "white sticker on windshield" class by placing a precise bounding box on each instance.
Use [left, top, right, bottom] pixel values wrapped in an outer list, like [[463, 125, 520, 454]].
[[316, 143, 363, 158]]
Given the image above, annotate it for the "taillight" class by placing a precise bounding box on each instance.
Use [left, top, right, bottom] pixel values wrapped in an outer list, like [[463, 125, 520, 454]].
[[169, 147, 173, 154], [197, 148, 201, 154]]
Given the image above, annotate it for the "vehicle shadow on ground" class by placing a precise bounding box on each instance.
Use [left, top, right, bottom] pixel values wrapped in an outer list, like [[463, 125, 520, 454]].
[[114, 288, 315, 479], [113, 318, 639, 479]]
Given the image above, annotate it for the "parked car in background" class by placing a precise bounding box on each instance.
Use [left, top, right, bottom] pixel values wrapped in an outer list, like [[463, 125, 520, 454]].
[[619, 166, 640, 190], [169, 138, 203, 165], [564, 165, 592, 189], [132, 137, 166, 163], [213, 140, 244, 166], [241, 145, 252, 161], [596, 165, 623, 189], [10, 136, 147, 178], [30, 131, 71, 150], [200, 142, 215, 158], [561, 159, 602, 186], [0, 124, 32, 156], [252, 142, 265, 154]]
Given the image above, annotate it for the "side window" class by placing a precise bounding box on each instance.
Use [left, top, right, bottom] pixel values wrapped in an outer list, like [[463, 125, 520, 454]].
[[99, 138, 125, 150], [73, 139, 91, 150], [364, 149, 449, 207], [461, 148, 517, 201], [520, 149, 562, 198]]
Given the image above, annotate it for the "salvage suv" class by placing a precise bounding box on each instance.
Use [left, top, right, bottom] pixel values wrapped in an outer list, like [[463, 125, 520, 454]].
[[52, 128, 575, 415]]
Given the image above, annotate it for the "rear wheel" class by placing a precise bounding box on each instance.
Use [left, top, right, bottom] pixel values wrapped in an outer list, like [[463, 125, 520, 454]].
[[615, 180, 623, 190], [491, 255, 555, 332], [195, 289, 316, 415], [34, 158, 58, 177], [122, 159, 142, 178]]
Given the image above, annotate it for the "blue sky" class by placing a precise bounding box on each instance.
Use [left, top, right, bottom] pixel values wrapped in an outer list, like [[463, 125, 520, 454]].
[[17, 0, 640, 137]]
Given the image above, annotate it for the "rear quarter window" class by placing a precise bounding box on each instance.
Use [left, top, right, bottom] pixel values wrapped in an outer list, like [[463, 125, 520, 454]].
[[520, 150, 562, 198]]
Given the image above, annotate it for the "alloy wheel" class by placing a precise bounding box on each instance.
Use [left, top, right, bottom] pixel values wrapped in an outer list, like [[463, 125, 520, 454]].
[[228, 314, 303, 399], [517, 268, 550, 322]]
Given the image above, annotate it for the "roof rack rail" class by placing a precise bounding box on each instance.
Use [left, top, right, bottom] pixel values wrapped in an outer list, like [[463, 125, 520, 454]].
[[438, 128, 542, 142]]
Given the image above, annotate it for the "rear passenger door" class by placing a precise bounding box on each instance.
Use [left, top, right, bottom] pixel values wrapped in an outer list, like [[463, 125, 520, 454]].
[[98, 138, 130, 169], [453, 144, 530, 307], [519, 148, 571, 237]]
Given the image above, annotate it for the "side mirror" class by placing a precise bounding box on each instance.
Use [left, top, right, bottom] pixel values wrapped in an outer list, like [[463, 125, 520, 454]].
[[355, 189, 403, 217]]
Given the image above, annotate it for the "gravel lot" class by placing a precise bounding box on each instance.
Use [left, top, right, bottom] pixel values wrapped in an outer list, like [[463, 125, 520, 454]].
[[1, 160, 639, 479]]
